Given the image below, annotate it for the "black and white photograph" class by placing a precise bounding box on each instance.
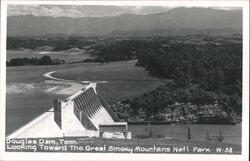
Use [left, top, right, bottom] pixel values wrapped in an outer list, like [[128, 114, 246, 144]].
[[0, 0, 249, 161]]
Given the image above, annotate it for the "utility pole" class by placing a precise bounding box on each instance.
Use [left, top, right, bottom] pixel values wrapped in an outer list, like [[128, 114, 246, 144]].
[[187, 125, 191, 140]]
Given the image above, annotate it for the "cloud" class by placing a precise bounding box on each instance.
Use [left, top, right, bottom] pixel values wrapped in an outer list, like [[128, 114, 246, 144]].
[[119, 6, 173, 15], [8, 5, 83, 17], [8, 5, 174, 17], [7, 5, 241, 18]]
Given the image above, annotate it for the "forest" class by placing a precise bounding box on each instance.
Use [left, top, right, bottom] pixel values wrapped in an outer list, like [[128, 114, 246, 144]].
[[7, 55, 65, 66], [104, 36, 242, 124]]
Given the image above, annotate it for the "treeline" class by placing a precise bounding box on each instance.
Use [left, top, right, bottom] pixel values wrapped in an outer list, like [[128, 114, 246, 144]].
[[136, 43, 242, 99], [93, 39, 161, 62], [111, 41, 242, 124], [7, 55, 65, 66], [91, 35, 241, 63], [112, 83, 241, 124], [7, 37, 94, 51]]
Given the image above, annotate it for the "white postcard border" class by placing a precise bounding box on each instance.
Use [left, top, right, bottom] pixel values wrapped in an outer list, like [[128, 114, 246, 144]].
[[0, 1, 249, 161]]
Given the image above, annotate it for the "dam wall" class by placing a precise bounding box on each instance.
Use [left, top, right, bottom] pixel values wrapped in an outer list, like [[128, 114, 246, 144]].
[[7, 82, 128, 139], [7, 108, 63, 138]]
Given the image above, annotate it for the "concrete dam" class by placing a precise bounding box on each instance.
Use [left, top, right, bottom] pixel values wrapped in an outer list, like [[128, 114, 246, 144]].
[[7, 72, 130, 139]]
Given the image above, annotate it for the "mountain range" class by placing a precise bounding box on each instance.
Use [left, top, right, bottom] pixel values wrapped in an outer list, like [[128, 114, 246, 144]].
[[7, 7, 242, 37]]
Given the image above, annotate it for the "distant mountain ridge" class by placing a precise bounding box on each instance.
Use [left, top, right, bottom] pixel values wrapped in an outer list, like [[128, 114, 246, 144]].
[[7, 7, 242, 37], [106, 28, 241, 37]]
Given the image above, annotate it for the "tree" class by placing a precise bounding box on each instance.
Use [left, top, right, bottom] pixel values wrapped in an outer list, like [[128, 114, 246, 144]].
[[37, 55, 52, 65]]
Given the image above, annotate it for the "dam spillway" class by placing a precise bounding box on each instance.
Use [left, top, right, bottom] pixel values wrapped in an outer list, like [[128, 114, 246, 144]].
[[73, 88, 114, 130]]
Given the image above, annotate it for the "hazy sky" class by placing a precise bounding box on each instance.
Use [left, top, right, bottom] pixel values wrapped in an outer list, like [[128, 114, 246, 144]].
[[7, 5, 241, 18]]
